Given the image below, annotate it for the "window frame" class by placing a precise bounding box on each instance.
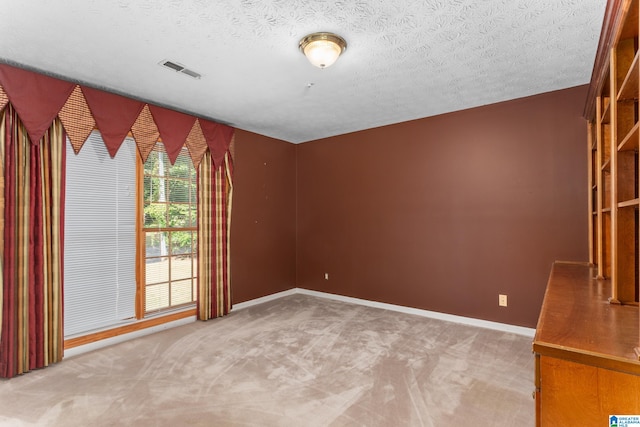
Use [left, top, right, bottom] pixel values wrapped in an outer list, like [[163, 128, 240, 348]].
[[136, 144, 198, 318]]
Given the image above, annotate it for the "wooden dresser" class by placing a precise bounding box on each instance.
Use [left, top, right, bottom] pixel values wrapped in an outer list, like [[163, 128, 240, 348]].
[[533, 262, 640, 425]]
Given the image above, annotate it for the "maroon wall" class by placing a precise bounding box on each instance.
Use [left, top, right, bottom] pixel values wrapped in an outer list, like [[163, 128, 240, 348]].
[[230, 130, 297, 304], [296, 86, 589, 328]]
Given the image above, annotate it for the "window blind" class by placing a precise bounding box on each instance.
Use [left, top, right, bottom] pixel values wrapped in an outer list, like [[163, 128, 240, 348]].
[[64, 131, 137, 337]]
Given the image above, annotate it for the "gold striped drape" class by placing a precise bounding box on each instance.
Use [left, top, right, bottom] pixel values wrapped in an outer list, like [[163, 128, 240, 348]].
[[0, 106, 64, 378], [0, 107, 4, 336], [197, 150, 233, 320]]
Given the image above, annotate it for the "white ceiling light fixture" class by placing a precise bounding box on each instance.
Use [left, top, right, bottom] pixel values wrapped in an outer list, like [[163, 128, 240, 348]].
[[299, 32, 347, 69]]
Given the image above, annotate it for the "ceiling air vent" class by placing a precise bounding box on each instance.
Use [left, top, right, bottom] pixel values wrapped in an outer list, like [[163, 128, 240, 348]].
[[162, 60, 184, 72], [159, 60, 201, 79], [180, 68, 201, 79]]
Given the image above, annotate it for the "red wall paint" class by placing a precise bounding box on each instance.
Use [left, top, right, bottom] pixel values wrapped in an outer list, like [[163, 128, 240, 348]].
[[296, 86, 589, 328], [230, 130, 297, 304]]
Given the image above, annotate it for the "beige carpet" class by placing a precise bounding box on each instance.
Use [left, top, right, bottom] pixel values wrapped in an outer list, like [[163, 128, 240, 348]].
[[0, 294, 534, 426]]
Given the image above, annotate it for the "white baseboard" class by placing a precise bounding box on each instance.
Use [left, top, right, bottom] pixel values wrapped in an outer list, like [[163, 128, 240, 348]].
[[292, 288, 535, 337], [65, 287, 534, 358], [232, 288, 299, 311]]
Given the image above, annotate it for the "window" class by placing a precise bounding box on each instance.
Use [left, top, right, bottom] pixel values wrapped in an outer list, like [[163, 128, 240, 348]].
[[142, 144, 198, 314], [64, 134, 198, 338]]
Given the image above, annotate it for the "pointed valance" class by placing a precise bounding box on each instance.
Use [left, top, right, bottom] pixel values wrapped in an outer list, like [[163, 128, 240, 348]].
[[0, 63, 234, 167], [0, 65, 74, 144], [201, 120, 235, 169], [82, 87, 145, 158], [59, 86, 95, 153], [149, 105, 196, 164]]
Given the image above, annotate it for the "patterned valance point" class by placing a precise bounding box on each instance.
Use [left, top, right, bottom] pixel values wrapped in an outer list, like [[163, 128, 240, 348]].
[[0, 63, 233, 167], [0, 65, 74, 144]]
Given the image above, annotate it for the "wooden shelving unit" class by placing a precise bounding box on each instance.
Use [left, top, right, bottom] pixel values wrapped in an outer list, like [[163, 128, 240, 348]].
[[611, 6, 639, 304], [597, 91, 614, 278], [535, 0, 640, 425], [590, 0, 639, 304], [589, 123, 597, 265]]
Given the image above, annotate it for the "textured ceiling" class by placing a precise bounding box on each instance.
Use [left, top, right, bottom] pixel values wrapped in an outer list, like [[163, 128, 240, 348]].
[[1, 0, 606, 143]]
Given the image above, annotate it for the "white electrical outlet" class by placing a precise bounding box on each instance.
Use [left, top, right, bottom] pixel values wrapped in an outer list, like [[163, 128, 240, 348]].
[[499, 294, 508, 307]]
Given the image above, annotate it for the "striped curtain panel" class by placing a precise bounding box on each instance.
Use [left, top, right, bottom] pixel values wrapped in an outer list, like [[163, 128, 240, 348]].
[[0, 106, 65, 378], [197, 151, 233, 320]]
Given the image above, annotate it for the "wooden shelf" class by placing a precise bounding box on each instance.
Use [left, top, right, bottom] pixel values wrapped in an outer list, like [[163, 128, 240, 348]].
[[619, 198, 640, 208], [601, 98, 611, 124], [534, 263, 640, 372], [620, 0, 640, 41], [618, 51, 640, 101], [618, 121, 640, 151], [618, 123, 640, 151]]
